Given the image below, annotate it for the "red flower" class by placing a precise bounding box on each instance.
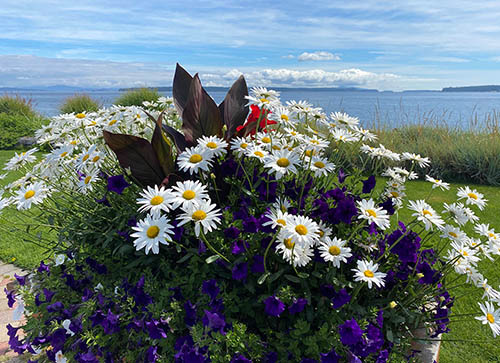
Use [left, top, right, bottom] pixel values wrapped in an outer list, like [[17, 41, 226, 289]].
[[236, 105, 276, 136]]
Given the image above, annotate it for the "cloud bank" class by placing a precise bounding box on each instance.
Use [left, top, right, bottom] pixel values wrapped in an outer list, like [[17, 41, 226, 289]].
[[298, 51, 341, 61]]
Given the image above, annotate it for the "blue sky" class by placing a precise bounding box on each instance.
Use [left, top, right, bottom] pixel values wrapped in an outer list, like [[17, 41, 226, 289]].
[[2, 0, 500, 90]]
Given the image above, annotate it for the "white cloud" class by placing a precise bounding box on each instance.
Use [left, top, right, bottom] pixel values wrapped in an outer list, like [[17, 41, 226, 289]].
[[298, 51, 341, 61], [282, 54, 295, 59]]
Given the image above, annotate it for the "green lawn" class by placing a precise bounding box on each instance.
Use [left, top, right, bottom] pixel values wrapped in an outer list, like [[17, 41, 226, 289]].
[[0, 149, 499, 360]]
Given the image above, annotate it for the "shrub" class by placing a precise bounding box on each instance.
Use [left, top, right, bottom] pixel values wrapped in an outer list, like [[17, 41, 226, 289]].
[[115, 87, 160, 107], [59, 94, 100, 114], [0, 95, 46, 149]]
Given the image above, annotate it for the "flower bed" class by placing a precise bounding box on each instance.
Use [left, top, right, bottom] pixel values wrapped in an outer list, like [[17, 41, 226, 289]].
[[1, 64, 499, 362]]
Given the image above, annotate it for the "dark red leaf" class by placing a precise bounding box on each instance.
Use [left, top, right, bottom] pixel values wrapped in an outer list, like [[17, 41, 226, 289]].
[[172, 63, 193, 117], [103, 131, 165, 187], [162, 124, 187, 153], [218, 75, 249, 139], [182, 74, 223, 144]]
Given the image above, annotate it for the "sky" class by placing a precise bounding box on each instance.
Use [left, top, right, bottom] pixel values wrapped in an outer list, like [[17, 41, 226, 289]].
[[2, 0, 500, 90]]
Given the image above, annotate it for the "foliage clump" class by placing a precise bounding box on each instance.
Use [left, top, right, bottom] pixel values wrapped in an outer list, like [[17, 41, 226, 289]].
[[115, 87, 160, 107], [59, 94, 100, 114]]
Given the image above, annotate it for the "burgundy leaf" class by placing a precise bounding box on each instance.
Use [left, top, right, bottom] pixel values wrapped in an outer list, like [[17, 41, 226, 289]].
[[172, 63, 193, 117], [182, 74, 223, 144], [103, 131, 165, 187], [218, 75, 249, 139], [162, 124, 187, 153]]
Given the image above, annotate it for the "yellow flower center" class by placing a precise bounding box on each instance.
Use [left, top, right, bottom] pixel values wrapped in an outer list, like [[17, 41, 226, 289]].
[[276, 158, 290, 167], [76, 113, 86, 119], [192, 210, 207, 221], [488, 232, 496, 238], [314, 161, 325, 168], [305, 150, 316, 157], [82, 154, 89, 162], [146, 226, 160, 238], [318, 230, 325, 238], [109, 119, 117, 126], [284, 238, 295, 249], [281, 114, 289, 121], [295, 224, 308, 235], [206, 142, 217, 149], [189, 154, 203, 163], [423, 209, 432, 216], [70, 140, 77, 145], [449, 231, 458, 238], [261, 136, 271, 144], [92, 155, 100, 163], [487, 313, 495, 324], [310, 139, 319, 145], [89, 121, 97, 126], [329, 245, 341, 256], [291, 131, 297, 136], [150, 196, 164, 205], [462, 250, 469, 256], [467, 192, 478, 200], [260, 98, 269, 104], [182, 190, 196, 200], [366, 209, 377, 218], [254, 151, 264, 158], [240, 143, 248, 149], [272, 145, 281, 150], [84, 176, 92, 185], [60, 151, 68, 157], [24, 190, 35, 199], [364, 270, 374, 278], [276, 218, 286, 226]]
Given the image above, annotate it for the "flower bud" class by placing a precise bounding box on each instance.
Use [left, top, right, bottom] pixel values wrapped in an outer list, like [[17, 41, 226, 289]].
[[416, 273, 424, 279], [389, 301, 397, 309]]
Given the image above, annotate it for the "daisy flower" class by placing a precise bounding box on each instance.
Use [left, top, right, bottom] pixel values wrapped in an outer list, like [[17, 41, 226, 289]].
[[425, 175, 450, 190], [308, 156, 335, 177], [275, 233, 313, 267], [245, 145, 269, 162], [475, 301, 500, 337], [77, 170, 100, 194], [408, 200, 444, 231], [130, 214, 174, 254], [15, 181, 48, 210], [263, 149, 300, 179], [457, 186, 487, 210], [283, 127, 305, 143], [230, 136, 252, 157], [273, 197, 291, 213], [352, 260, 386, 289], [4, 148, 38, 171], [401, 152, 431, 168], [286, 100, 312, 113], [352, 126, 378, 142], [269, 106, 296, 126], [75, 145, 97, 170], [136, 185, 172, 215], [330, 128, 359, 143], [166, 180, 209, 211], [315, 220, 333, 242], [262, 209, 290, 229], [357, 199, 390, 230], [306, 136, 330, 150], [440, 224, 465, 242], [177, 146, 213, 175], [319, 237, 352, 268], [283, 214, 320, 247], [330, 112, 360, 128], [197, 135, 228, 158], [177, 200, 222, 237]]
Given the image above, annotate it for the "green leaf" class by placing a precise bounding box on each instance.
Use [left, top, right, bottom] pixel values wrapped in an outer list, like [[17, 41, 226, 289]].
[[297, 272, 309, 279], [205, 255, 220, 264], [182, 74, 223, 144], [257, 272, 270, 285], [269, 269, 284, 283], [172, 63, 193, 117], [218, 75, 249, 139], [284, 274, 302, 283], [103, 131, 165, 187], [177, 253, 193, 264], [386, 329, 394, 342]]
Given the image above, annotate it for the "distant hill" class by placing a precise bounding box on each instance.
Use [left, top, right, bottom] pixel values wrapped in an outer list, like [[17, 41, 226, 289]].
[[442, 85, 500, 92], [118, 86, 379, 92]]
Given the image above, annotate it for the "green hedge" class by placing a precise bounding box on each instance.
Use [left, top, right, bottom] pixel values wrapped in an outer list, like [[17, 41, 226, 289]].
[[60, 94, 100, 114], [114, 87, 160, 106]]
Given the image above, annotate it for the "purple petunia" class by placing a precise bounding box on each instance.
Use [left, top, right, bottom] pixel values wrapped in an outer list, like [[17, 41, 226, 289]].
[[232, 262, 248, 281], [332, 288, 351, 309], [251, 255, 265, 274], [107, 175, 130, 194], [231, 354, 252, 362], [202, 310, 226, 333], [288, 298, 308, 314], [320, 347, 341, 362], [202, 280, 220, 301], [146, 320, 167, 339], [339, 319, 363, 346], [264, 295, 285, 317], [362, 175, 376, 194], [14, 273, 27, 286], [4, 288, 16, 308], [37, 261, 50, 274]]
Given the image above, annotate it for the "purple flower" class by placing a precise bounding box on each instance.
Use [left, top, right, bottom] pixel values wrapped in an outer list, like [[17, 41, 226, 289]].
[[47, 301, 64, 312], [339, 319, 363, 346], [232, 262, 248, 281], [320, 348, 341, 363], [224, 226, 241, 240], [107, 175, 130, 194], [263, 352, 278, 363], [289, 298, 308, 314], [14, 273, 27, 286], [362, 175, 376, 194], [37, 261, 50, 273], [202, 310, 226, 333], [76, 350, 99, 363], [102, 309, 120, 334], [332, 288, 351, 309], [231, 354, 252, 363], [198, 240, 207, 254], [376, 350, 389, 363], [49, 328, 67, 352], [264, 295, 285, 317], [251, 255, 265, 274], [202, 280, 220, 301], [43, 288, 55, 302], [243, 215, 259, 233], [130, 276, 153, 306], [4, 288, 15, 308], [184, 300, 197, 326], [379, 198, 395, 215], [146, 320, 167, 339], [85, 257, 107, 274], [147, 346, 159, 362], [338, 169, 346, 183], [95, 195, 111, 207], [231, 240, 249, 255]]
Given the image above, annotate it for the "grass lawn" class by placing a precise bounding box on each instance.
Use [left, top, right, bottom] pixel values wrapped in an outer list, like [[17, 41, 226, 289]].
[[0, 149, 499, 360]]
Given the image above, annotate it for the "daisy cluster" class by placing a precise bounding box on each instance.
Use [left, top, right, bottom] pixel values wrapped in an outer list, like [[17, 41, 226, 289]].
[[2, 83, 500, 362]]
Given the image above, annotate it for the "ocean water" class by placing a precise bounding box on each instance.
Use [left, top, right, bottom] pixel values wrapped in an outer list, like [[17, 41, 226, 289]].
[[4, 89, 500, 130]]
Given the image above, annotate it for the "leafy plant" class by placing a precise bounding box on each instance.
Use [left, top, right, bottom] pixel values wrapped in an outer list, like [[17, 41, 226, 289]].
[[115, 87, 161, 107], [59, 94, 100, 114]]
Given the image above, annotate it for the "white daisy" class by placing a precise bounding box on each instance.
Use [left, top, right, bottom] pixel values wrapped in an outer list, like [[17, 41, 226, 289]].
[[357, 199, 391, 230], [457, 186, 487, 210], [319, 237, 352, 268], [4, 149, 38, 171], [401, 152, 430, 168], [440, 224, 465, 242], [166, 180, 209, 211], [230, 136, 252, 157], [330, 112, 360, 128], [275, 233, 313, 267], [177, 200, 221, 237], [283, 214, 320, 248], [130, 214, 174, 254], [245, 145, 269, 162], [269, 106, 296, 126], [308, 156, 335, 177], [425, 175, 450, 190], [330, 128, 359, 143], [136, 185, 171, 215], [197, 135, 228, 158], [262, 209, 290, 230], [77, 170, 100, 194], [352, 260, 386, 289], [15, 181, 48, 210], [408, 200, 444, 231], [55, 350, 67, 363], [263, 149, 300, 179], [475, 301, 500, 337], [177, 146, 213, 175], [272, 197, 291, 213]]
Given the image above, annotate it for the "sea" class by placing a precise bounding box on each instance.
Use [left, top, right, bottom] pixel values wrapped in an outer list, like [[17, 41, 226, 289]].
[[4, 89, 500, 130]]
